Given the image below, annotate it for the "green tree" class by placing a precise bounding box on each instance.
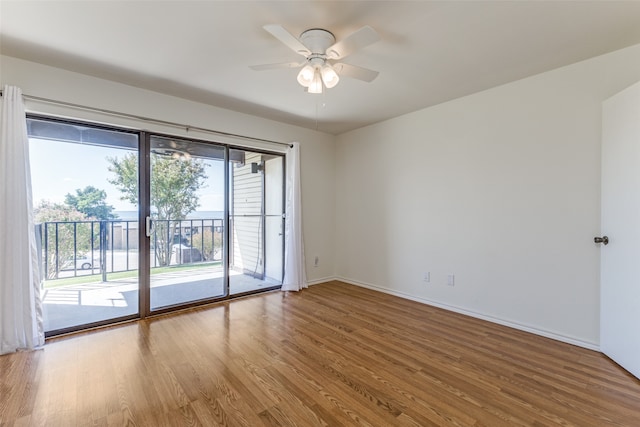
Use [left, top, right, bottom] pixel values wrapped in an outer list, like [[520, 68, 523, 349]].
[[64, 186, 116, 220], [34, 201, 94, 279], [107, 152, 208, 266]]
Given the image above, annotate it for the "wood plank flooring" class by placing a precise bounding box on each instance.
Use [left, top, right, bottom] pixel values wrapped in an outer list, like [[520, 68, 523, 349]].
[[1, 281, 639, 426]]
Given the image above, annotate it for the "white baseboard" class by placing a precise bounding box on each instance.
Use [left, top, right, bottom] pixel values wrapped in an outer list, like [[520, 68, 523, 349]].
[[331, 276, 600, 352], [306, 276, 336, 286]]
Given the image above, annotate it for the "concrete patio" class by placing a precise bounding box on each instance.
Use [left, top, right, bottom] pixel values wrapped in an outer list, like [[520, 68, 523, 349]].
[[42, 268, 280, 332]]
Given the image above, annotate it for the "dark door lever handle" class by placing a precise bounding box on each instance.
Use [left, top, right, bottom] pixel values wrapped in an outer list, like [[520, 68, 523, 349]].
[[594, 236, 609, 245]]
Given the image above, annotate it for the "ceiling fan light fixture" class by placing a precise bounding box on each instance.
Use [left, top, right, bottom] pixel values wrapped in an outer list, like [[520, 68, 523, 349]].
[[297, 64, 315, 87], [253, 25, 380, 94], [308, 69, 324, 94], [321, 64, 340, 89]]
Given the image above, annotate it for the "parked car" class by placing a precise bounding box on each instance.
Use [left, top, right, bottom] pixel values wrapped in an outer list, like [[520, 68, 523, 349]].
[[62, 254, 100, 270]]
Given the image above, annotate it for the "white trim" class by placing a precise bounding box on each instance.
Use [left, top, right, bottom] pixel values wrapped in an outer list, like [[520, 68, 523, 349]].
[[334, 276, 600, 352], [306, 276, 335, 286]]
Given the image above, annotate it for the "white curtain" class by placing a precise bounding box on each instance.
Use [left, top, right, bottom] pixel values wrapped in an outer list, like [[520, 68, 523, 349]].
[[281, 142, 307, 292], [0, 85, 44, 354]]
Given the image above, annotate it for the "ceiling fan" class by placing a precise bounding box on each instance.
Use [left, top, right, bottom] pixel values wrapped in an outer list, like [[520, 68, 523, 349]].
[[250, 24, 380, 94]]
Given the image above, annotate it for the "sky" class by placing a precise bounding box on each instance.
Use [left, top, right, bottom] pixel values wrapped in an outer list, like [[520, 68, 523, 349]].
[[29, 138, 225, 213]]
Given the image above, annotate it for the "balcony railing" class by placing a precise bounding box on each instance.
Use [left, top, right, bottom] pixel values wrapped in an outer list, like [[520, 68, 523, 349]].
[[37, 218, 223, 281]]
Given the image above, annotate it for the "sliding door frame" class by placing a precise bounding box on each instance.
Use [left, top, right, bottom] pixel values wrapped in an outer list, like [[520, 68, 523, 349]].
[[27, 114, 143, 336], [226, 145, 286, 298], [138, 131, 151, 318], [29, 114, 286, 333]]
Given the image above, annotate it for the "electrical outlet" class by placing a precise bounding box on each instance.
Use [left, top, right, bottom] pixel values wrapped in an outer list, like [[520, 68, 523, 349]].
[[314, 256, 319, 267], [423, 272, 430, 283], [447, 274, 455, 286]]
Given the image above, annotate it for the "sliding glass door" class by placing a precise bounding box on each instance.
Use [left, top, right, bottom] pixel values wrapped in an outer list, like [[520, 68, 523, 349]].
[[29, 116, 285, 334], [28, 117, 140, 334], [148, 136, 227, 310], [229, 149, 284, 295]]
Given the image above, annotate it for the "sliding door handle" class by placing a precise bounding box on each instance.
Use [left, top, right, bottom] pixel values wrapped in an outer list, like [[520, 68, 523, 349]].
[[145, 216, 154, 237]]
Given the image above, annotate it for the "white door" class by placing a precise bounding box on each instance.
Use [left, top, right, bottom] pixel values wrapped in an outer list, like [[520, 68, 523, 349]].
[[600, 81, 640, 380]]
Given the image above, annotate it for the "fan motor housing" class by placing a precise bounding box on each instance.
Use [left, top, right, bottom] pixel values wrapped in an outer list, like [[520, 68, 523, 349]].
[[300, 29, 336, 54]]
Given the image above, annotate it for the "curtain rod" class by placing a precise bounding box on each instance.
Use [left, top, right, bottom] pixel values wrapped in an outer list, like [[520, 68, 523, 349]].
[[0, 89, 293, 148]]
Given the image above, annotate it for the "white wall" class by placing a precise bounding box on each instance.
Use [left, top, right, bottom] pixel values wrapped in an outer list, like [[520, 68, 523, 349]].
[[335, 44, 640, 349], [0, 55, 336, 283]]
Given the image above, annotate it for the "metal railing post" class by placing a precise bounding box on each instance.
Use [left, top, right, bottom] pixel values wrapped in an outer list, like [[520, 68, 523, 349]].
[[73, 222, 78, 277], [54, 222, 59, 279], [100, 221, 107, 282]]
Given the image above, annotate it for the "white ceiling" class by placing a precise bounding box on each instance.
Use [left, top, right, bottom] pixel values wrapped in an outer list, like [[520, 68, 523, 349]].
[[2, 1, 640, 135]]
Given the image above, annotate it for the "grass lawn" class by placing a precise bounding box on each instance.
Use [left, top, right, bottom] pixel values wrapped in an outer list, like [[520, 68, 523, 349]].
[[43, 261, 222, 289]]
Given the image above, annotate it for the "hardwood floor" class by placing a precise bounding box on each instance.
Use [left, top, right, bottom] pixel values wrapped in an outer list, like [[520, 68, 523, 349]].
[[1, 281, 639, 426]]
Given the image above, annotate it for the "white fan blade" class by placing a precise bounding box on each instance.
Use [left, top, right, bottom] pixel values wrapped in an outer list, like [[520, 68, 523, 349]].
[[263, 24, 311, 56], [250, 62, 304, 71], [333, 63, 379, 82], [326, 26, 379, 60]]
